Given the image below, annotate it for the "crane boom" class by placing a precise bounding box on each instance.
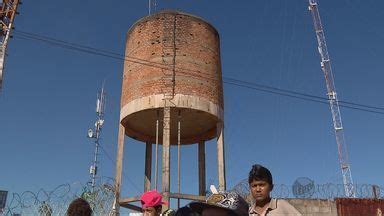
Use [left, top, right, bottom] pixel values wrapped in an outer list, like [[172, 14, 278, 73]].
[[308, 0, 355, 197]]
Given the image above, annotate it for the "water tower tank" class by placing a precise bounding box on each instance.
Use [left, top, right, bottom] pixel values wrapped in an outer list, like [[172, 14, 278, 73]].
[[120, 10, 223, 145]]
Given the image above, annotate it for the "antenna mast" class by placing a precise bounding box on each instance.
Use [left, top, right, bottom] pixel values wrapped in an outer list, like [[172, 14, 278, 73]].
[[148, 0, 151, 15], [0, 0, 21, 91], [148, 0, 157, 15], [308, 0, 355, 197], [87, 84, 106, 193]]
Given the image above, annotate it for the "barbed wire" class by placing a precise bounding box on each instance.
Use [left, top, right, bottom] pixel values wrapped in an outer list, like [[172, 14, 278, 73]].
[[3, 179, 383, 215], [3, 178, 116, 216], [231, 179, 383, 202]]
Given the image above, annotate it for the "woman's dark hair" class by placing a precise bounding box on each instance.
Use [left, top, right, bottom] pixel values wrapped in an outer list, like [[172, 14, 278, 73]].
[[66, 198, 92, 216], [248, 164, 273, 185], [176, 206, 201, 216]]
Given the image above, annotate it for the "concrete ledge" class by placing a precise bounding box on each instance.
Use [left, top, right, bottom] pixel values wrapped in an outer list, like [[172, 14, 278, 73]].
[[120, 94, 223, 122]]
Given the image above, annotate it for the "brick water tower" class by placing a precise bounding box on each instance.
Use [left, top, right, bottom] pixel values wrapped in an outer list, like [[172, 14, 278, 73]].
[[114, 10, 225, 213]]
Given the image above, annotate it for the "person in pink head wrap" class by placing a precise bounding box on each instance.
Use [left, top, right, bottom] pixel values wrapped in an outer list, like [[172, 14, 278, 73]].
[[141, 190, 168, 216]]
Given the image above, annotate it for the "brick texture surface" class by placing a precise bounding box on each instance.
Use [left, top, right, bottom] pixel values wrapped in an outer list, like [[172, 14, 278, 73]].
[[121, 11, 223, 109]]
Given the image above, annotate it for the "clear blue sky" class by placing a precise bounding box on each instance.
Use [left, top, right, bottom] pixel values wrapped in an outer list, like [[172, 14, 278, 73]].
[[1, 0, 383, 204]]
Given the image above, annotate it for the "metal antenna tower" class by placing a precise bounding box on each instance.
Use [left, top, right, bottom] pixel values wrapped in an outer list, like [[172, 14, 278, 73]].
[[87, 84, 106, 193], [308, 0, 355, 197], [148, 0, 151, 15], [148, 0, 157, 15], [0, 0, 21, 91]]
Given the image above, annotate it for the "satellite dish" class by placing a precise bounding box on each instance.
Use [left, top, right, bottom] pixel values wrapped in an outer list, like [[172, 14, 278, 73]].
[[292, 177, 315, 198], [87, 129, 94, 138]]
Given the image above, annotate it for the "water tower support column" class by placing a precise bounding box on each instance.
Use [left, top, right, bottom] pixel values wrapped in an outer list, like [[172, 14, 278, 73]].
[[144, 142, 152, 191], [198, 141, 206, 196], [162, 106, 171, 208], [114, 124, 126, 215], [217, 121, 226, 191]]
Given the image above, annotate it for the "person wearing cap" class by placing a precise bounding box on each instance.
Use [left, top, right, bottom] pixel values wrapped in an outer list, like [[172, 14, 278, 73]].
[[248, 164, 301, 216], [189, 191, 249, 216], [140, 190, 167, 216]]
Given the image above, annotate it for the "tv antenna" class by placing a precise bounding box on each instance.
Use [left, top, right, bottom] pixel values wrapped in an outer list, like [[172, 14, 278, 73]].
[[87, 83, 106, 193]]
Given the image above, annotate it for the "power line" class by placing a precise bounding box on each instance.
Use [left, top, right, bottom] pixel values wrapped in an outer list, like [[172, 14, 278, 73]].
[[13, 32, 219, 83], [99, 145, 141, 193], [11, 30, 384, 115], [13, 31, 384, 114], [224, 77, 384, 112], [224, 80, 384, 115]]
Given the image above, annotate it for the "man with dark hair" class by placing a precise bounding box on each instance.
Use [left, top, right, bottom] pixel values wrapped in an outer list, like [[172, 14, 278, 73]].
[[66, 198, 92, 216], [248, 164, 301, 216], [175, 206, 200, 216]]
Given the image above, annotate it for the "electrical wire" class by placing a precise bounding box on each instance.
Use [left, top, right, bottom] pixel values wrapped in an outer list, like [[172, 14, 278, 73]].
[[99, 145, 141, 193], [224, 80, 384, 115], [11, 30, 384, 115]]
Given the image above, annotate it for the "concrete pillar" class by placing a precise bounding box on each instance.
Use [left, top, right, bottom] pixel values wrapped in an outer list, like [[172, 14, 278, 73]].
[[144, 142, 152, 192], [113, 124, 126, 216], [198, 141, 206, 196], [161, 106, 171, 210], [217, 121, 226, 191]]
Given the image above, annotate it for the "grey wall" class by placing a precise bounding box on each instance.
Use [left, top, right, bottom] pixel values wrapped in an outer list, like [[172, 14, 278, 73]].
[[286, 199, 337, 216]]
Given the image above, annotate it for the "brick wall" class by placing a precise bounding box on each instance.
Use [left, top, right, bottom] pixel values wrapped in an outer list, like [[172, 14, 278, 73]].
[[121, 10, 223, 109]]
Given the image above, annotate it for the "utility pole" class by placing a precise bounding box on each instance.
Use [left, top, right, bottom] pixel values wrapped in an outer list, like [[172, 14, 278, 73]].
[[308, 0, 355, 197], [87, 84, 106, 193]]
